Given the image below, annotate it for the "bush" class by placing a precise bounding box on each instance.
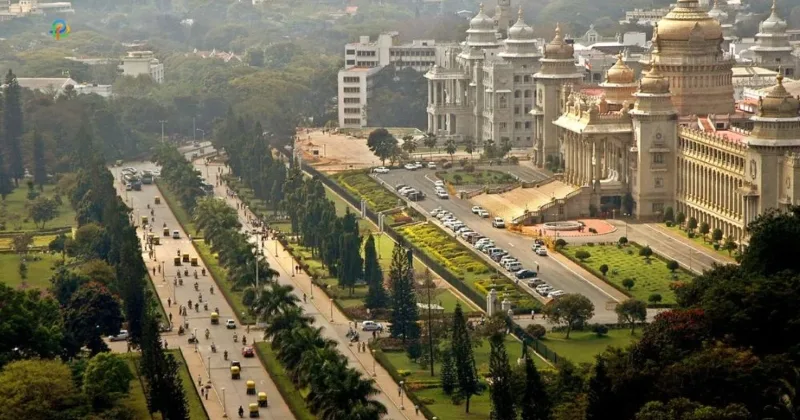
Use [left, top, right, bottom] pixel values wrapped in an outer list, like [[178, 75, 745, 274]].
[[676, 212, 686, 225], [525, 324, 546, 339], [687, 231, 695, 239], [663, 206, 674, 222], [554, 238, 567, 248], [666, 259, 679, 272], [618, 236, 628, 245], [648, 293, 663, 304], [592, 324, 609, 337], [665, 221, 673, 227], [575, 250, 591, 261], [599, 264, 609, 276], [588, 227, 597, 234], [713, 243, 720, 250], [639, 246, 653, 260], [622, 278, 635, 290]]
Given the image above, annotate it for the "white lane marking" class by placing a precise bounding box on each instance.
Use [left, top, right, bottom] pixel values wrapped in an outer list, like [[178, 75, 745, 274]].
[[509, 242, 515, 247]]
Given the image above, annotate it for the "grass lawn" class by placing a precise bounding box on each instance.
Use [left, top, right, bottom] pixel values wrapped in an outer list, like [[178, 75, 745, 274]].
[[560, 244, 694, 305], [193, 240, 254, 324], [323, 188, 374, 232], [254, 342, 315, 420], [156, 180, 202, 239], [0, 184, 76, 231], [167, 349, 210, 420], [0, 252, 61, 289], [436, 169, 517, 186], [662, 224, 738, 261], [121, 355, 153, 419], [540, 329, 638, 365], [0, 234, 58, 250], [330, 171, 403, 212], [380, 335, 550, 420]]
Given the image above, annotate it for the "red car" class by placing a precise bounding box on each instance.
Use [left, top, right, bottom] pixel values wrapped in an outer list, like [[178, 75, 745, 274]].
[[242, 346, 255, 358]]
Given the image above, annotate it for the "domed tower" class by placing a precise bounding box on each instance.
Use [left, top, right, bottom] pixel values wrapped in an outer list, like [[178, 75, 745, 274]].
[[650, 0, 734, 116], [533, 24, 583, 166], [466, 4, 500, 48], [630, 63, 678, 219], [752, 0, 794, 77], [499, 8, 540, 61], [600, 53, 638, 110], [708, 0, 734, 50], [745, 74, 800, 216]]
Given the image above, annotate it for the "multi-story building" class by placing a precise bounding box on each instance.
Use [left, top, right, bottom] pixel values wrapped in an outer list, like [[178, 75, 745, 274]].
[[749, 1, 796, 77], [425, 6, 542, 147], [524, 0, 800, 247], [2, 0, 74, 17], [117, 51, 164, 83], [337, 66, 382, 128]]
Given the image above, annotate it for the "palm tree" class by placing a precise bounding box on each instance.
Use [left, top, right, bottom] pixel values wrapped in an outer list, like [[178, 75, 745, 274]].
[[463, 137, 475, 159], [252, 283, 299, 322], [295, 346, 346, 388], [264, 306, 313, 348], [309, 366, 387, 420], [278, 327, 337, 383]]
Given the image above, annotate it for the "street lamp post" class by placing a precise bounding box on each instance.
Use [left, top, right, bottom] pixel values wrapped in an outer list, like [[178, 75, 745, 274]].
[[159, 120, 167, 143], [371, 349, 377, 377], [196, 128, 205, 142], [399, 381, 405, 410], [222, 387, 227, 417], [207, 356, 211, 378], [329, 298, 334, 322]]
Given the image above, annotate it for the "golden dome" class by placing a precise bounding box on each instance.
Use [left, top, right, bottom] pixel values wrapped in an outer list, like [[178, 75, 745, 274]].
[[639, 63, 670, 94], [544, 23, 574, 59], [758, 74, 800, 118], [605, 53, 635, 84], [656, 0, 723, 41]]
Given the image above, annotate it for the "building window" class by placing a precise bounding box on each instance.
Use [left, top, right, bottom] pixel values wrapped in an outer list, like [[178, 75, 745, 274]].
[[346, 49, 355, 55], [525, 121, 531, 129], [514, 90, 521, 98], [343, 87, 360, 93], [524, 75, 531, 83], [653, 153, 664, 164], [654, 177, 664, 188], [343, 77, 359, 83], [515, 122, 522, 129], [344, 107, 360, 114], [344, 118, 361, 125], [346, 60, 355, 65], [499, 95, 508, 108], [514, 105, 520, 115], [652, 202, 664, 213], [500, 122, 507, 131], [514, 75, 521, 82], [524, 106, 531, 113], [524, 89, 531, 98], [344, 97, 360, 104]]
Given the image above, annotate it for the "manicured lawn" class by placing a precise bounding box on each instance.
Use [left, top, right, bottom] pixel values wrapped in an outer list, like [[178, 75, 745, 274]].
[[121, 355, 153, 420], [156, 180, 202, 238], [0, 234, 58, 250], [167, 350, 210, 420], [193, 240, 254, 324], [0, 252, 61, 289], [380, 334, 550, 419], [330, 171, 402, 212], [254, 342, 316, 420], [560, 243, 694, 305], [0, 184, 76, 231], [540, 329, 638, 365], [662, 224, 738, 261], [436, 169, 517, 186]]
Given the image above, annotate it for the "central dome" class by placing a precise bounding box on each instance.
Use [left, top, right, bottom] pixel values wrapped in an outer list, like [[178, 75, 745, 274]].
[[606, 54, 635, 84], [657, 0, 723, 41], [508, 7, 534, 40]]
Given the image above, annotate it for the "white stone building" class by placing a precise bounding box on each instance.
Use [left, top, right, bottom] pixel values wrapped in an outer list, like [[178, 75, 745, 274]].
[[118, 51, 164, 84], [337, 66, 383, 128]]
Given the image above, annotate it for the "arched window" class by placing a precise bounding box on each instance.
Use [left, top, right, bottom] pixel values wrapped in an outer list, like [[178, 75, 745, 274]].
[[514, 90, 521, 98], [524, 89, 531, 98]]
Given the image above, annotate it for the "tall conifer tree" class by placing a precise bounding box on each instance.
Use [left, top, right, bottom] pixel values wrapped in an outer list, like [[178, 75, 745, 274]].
[[451, 302, 480, 412], [2, 70, 23, 186], [388, 244, 419, 342], [364, 233, 387, 309], [520, 348, 551, 420], [489, 332, 516, 420]]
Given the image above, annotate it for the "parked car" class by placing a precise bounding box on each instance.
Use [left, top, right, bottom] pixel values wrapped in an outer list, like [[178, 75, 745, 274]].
[[431, 208, 443, 217], [492, 217, 506, 228], [534, 238, 545, 246], [531, 243, 544, 251], [242, 346, 255, 358], [408, 191, 425, 201], [477, 209, 490, 218], [499, 256, 517, 266], [404, 163, 417, 170], [548, 290, 566, 299], [109, 330, 129, 342], [436, 190, 449, 199], [515, 269, 538, 279], [536, 285, 554, 296], [395, 184, 407, 191], [505, 262, 523, 272], [471, 206, 484, 214], [226, 319, 236, 329], [373, 167, 390, 174], [527, 278, 546, 287], [435, 180, 445, 188], [536, 248, 548, 256], [361, 321, 383, 331], [427, 162, 437, 169]]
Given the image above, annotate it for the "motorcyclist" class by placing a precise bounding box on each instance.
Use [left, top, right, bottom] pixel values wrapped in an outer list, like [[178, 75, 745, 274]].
[[195, 303, 199, 312], [210, 286, 214, 294], [224, 350, 228, 360], [205, 329, 210, 339], [194, 270, 198, 279], [242, 335, 247, 346], [194, 282, 199, 291], [233, 332, 238, 342], [238, 406, 244, 418]]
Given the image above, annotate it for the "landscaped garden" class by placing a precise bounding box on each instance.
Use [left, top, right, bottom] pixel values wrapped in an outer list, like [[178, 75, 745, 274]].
[[662, 223, 738, 261], [399, 222, 540, 312], [540, 329, 637, 365], [559, 242, 695, 305], [330, 170, 403, 212], [0, 233, 58, 250], [0, 252, 61, 289], [0, 184, 75, 232], [436, 169, 517, 186]]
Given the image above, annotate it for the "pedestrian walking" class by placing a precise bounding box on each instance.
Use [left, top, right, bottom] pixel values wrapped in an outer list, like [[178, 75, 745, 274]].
[[164, 340, 168, 349], [205, 389, 208, 400], [198, 375, 202, 387], [398, 385, 402, 397], [168, 298, 171, 307], [169, 312, 173, 322], [415, 405, 420, 415]]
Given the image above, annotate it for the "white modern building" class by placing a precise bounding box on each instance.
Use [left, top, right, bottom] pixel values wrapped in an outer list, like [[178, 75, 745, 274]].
[[337, 66, 383, 128], [344, 32, 447, 72], [118, 51, 164, 83]]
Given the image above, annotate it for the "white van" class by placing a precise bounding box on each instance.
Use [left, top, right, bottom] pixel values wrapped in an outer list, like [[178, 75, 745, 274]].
[[505, 261, 523, 272]]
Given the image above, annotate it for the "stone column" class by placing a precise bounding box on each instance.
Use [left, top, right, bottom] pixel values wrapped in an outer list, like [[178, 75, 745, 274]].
[[428, 81, 433, 105]]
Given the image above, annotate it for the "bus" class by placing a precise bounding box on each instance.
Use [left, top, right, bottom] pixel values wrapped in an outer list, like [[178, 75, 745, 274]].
[[141, 170, 153, 184]]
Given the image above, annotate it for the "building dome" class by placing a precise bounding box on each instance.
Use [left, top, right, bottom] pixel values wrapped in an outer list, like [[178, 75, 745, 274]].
[[469, 4, 495, 31], [759, 0, 787, 34], [656, 0, 723, 41], [508, 7, 534, 40], [605, 53, 635, 84], [708, 0, 728, 22], [639, 63, 670, 94], [758, 74, 799, 118], [544, 23, 573, 59]]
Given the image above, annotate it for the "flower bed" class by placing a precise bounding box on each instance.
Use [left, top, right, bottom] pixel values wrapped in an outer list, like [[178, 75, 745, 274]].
[[330, 170, 402, 212]]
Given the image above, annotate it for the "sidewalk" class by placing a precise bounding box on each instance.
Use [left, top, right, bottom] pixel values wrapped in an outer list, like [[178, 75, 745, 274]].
[[205, 162, 413, 420]]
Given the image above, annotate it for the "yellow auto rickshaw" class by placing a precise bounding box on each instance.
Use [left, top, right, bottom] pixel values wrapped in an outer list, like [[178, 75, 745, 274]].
[[230, 366, 240, 380], [163, 227, 170, 237], [182, 253, 190, 263], [174, 257, 181, 266], [154, 196, 161, 205], [191, 257, 198, 267], [257, 392, 268, 407], [141, 215, 149, 226], [210, 312, 219, 324], [246, 380, 256, 395], [249, 403, 259, 418]]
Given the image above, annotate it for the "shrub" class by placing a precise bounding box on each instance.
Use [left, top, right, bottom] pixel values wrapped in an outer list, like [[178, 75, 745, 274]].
[[648, 293, 663, 304], [554, 238, 567, 248], [663, 206, 674, 222], [687, 217, 698, 232], [676, 212, 686, 225], [599, 264, 609, 276], [687, 231, 695, 238], [713, 243, 720, 250], [666, 259, 679, 272], [712, 228, 723, 243], [588, 227, 598, 233], [525, 324, 546, 339], [665, 221, 673, 227], [575, 250, 591, 261], [592, 324, 609, 337], [622, 278, 635, 290], [639, 246, 653, 260], [618, 236, 628, 245]]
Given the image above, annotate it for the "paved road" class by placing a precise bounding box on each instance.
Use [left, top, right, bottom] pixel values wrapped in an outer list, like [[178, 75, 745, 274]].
[[373, 169, 656, 324], [198, 160, 411, 420], [112, 159, 295, 420]]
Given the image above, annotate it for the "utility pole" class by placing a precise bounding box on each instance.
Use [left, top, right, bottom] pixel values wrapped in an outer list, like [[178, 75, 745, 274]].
[[193, 117, 196, 141], [426, 270, 435, 376], [159, 120, 167, 143]]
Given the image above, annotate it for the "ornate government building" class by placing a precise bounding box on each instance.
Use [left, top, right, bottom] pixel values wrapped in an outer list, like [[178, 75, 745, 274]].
[[427, 0, 800, 244]]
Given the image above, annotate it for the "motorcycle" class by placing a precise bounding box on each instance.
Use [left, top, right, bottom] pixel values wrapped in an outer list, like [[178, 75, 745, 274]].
[[204, 303, 208, 311], [205, 329, 210, 340], [202, 268, 206, 276], [188, 335, 198, 344], [211, 343, 217, 353], [224, 350, 228, 361], [195, 303, 199, 312], [242, 336, 247, 346], [198, 294, 203, 303], [194, 282, 199, 291], [194, 270, 198, 279], [210, 286, 214, 295], [179, 278, 183, 286], [184, 268, 189, 276], [233, 333, 238, 343], [178, 326, 185, 335]]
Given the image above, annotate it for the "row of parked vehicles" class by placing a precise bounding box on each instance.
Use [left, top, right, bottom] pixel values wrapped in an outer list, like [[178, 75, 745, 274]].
[[395, 183, 426, 201]]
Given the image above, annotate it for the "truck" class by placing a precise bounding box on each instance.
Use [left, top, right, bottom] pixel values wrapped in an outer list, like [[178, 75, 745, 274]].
[[141, 170, 153, 184]]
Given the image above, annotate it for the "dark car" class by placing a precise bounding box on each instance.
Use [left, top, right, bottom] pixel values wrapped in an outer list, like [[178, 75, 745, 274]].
[[515, 269, 538, 279], [242, 347, 255, 358]]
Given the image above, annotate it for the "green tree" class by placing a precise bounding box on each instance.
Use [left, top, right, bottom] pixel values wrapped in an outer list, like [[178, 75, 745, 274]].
[[542, 294, 594, 339], [639, 246, 653, 261], [401, 136, 417, 155], [648, 293, 662, 305], [488, 333, 516, 420], [62, 282, 124, 356], [622, 278, 636, 291], [0, 151, 12, 199], [246, 48, 265, 67], [445, 138, 457, 162], [699, 222, 710, 242], [666, 259, 679, 272], [712, 228, 723, 243], [83, 352, 133, 408], [499, 137, 512, 159], [463, 137, 475, 157], [586, 358, 614, 420], [635, 398, 749, 420], [367, 128, 398, 166], [3, 69, 24, 185], [0, 284, 63, 367], [687, 217, 698, 232], [11, 232, 32, 255], [31, 129, 47, 190], [28, 197, 59, 229], [363, 233, 387, 309], [575, 250, 591, 262], [423, 133, 437, 149], [615, 299, 647, 334], [453, 174, 463, 185], [451, 302, 480, 412], [388, 244, 419, 342], [618, 236, 628, 245], [722, 235, 737, 256], [676, 212, 686, 225], [17, 260, 27, 283], [663, 206, 674, 223], [440, 349, 457, 395], [338, 211, 362, 295], [599, 264, 609, 276], [520, 348, 551, 420], [0, 359, 81, 419]]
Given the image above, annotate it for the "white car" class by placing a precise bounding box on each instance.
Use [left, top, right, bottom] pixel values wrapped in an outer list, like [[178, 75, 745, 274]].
[[398, 187, 415, 195], [404, 163, 417, 170], [548, 290, 565, 299], [414, 162, 424, 169], [471, 206, 484, 214], [373, 167, 390, 174], [477, 209, 490, 218], [226, 319, 237, 329], [172, 230, 180, 239], [109, 330, 129, 342], [436, 190, 449, 199], [435, 180, 445, 188], [361, 321, 383, 331], [122, 167, 137, 174], [460, 230, 475, 239], [427, 162, 437, 169], [431, 208, 442, 217], [505, 262, 523, 272], [536, 248, 548, 256], [492, 217, 506, 228]]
